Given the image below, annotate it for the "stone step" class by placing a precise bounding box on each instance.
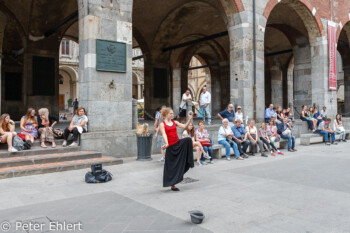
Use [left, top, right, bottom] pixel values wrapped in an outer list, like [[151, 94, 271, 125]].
[[0, 146, 81, 158], [0, 151, 102, 168], [0, 139, 65, 150], [0, 156, 123, 179]]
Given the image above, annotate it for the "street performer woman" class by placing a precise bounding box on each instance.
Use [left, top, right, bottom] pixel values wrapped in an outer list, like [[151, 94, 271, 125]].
[[159, 107, 194, 191]]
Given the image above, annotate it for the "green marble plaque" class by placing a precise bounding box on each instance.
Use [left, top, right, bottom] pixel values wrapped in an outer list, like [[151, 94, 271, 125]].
[[96, 39, 126, 72]]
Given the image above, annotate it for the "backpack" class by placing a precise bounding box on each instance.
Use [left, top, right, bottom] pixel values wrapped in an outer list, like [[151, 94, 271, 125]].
[[85, 169, 113, 183], [12, 135, 24, 151]]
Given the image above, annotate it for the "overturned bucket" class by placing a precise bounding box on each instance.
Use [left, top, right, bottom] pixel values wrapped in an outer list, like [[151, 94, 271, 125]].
[[189, 210, 205, 224]]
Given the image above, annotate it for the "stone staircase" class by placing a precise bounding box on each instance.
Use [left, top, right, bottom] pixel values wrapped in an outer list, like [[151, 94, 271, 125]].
[[0, 139, 122, 179]]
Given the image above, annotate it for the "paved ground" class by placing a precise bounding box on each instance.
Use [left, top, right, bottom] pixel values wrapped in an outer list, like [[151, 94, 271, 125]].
[[0, 142, 349, 233]]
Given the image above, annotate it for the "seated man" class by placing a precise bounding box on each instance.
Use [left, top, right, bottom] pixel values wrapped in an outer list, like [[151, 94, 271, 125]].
[[277, 117, 297, 152], [231, 119, 249, 158], [316, 118, 337, 145], [265, 104, 276, 123], [217, 104, 235, 127]]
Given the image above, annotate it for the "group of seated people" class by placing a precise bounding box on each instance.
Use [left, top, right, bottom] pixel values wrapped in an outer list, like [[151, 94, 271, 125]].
[[0, 107, 88, 152], [180, 114, 296, 165]]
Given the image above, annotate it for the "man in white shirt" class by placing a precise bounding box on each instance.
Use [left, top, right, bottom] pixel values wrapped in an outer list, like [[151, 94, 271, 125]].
[[320, 106, 328, 120], [199, 86, 211, 125], [179, 89, 192, 123]]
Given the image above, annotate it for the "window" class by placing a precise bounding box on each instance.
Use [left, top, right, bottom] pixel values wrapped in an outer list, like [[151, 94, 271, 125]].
[[61, 40, 70, 55]]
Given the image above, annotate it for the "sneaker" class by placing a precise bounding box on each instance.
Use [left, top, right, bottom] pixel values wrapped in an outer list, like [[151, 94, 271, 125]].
[[288, 149, 294, 152], [196, 161, 202, 166], [69, 142, 78, 147], [325, 142, 331, 146], [203, 152, 211, 160], [271, 152, 276, 156], [236, 157, 244, 160], [8, 147, 18, 152], [277, 151, 284, 155], [261, 153, 268, 157], [242, 154, 249, 159], [226, 157, 231, 161], [251, 153, 255, 156], [158, 157, 165, 162], [62, 140, 67, 147], [343, 139, 347, 142], [292, 148, 297, 152], [209, 160, 214, 164], [200, 161, 208, 165], [331, 141, 338, 145]]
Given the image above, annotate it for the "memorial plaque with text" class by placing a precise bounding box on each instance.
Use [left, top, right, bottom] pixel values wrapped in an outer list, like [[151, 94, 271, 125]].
[[96, 39, 126, 72]]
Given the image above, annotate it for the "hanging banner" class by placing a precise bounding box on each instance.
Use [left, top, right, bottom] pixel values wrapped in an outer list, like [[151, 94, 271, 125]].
[[328, 21, 337, 91]]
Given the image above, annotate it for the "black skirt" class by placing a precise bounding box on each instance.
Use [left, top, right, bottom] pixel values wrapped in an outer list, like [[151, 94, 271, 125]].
[[163, 137, 194, 187]]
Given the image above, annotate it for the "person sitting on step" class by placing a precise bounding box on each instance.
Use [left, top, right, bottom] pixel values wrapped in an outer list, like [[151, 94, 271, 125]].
[[333, 114, 347, 143], [246, 120, 268, 157], [217, 118, 242, 161], [37, 108, 58, 148], [300, 105, 315, 131], [195, 121, 214, 165], [277, 117, 297, 152], [63, 107, 88, 147], [20, 108, 38, 149], [315, 118, 337, 146], [182, 122, 210, 166], [259, 122, 278, 156], [231, 119, 249, 158], [0, 114, 18, 152]]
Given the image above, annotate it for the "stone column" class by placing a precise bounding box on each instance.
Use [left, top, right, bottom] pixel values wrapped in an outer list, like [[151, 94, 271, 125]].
[[229, 11, 265, 121], [0, 14, 7, 114], [270, 65, 283, 107], [293, 45, 312, 116], [78, 0, 133, 131], [287, 59, 294, 107], [343, 65, 350, 115], [172, 68, 181, 116], [311, 37, 337, 118]]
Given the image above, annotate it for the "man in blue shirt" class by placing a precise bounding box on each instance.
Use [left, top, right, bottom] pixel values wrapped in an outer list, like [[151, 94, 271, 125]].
[[231, 120, 249, 158], [277, 118, 297, 152], [265, 104, 276, 123], [218, 104, 235, 124]]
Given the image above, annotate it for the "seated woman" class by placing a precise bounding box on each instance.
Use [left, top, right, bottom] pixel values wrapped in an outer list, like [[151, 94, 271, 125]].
[[285, 107, 294, 121], [246, 120, 267, 157], [276, 106, 283, 121], [217, 118, 242, 160], [0, 114, 18, 152], [334, 114, 347, 142], [267, 119, 283, 155], [20, 108, 38, 148], [300, 105, 315, 131], [308, 107, 318, 131], [195, 121, 214, 164], [37, 108, 58, 148], [259, 122, 277, 156], [234, 106, 245, 126], [63, 107, 88, 147], [182, 122, 209, 166]]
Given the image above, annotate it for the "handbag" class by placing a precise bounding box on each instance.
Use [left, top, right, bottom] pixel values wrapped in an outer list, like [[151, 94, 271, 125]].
[[12, 135, 24, 151], [200, 141, 211, 147], [85, 169, 113, 183], [53, 128, 64, 139]]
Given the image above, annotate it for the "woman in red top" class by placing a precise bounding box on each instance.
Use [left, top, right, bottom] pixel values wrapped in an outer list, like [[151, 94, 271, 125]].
[[159, 107, 194, 191]]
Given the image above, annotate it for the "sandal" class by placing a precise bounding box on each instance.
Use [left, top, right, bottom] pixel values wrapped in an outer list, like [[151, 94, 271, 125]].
[[171, 187, 180, 191], [41, 144, 47, 148]]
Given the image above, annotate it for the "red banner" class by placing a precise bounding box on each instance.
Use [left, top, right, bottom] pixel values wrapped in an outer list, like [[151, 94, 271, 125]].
[[328, 21, 337, 91]]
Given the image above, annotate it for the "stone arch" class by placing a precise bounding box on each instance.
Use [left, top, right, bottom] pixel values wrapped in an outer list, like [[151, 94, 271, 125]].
[[263, 0, 323, 41]]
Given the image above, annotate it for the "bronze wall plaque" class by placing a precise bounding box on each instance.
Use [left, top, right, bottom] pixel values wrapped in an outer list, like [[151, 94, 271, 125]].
[[96, 39, 126, 72]]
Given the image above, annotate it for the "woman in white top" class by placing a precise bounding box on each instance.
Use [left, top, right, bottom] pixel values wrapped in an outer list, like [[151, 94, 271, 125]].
[[245, 120, 267, 157], [334, 114, 347, 142], [217, 119, 243, 160], [179, 89, 192, 123], [267, 118, 283, 155], [234, 106, 245, 125], [182, 122, 209, 166]]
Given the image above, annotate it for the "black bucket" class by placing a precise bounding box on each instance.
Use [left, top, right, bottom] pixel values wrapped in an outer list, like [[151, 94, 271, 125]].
[[189, 210, 205, 224]]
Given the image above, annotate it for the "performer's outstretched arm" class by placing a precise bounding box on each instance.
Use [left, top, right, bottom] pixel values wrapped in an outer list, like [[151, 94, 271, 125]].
[[175, 114, 193, 129]]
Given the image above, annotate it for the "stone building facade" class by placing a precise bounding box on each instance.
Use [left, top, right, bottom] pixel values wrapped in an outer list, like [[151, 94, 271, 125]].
[[1, 0, 350, 157]]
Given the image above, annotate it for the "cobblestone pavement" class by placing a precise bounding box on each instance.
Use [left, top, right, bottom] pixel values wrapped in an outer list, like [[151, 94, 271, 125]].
[[0, 142, 350, 232]]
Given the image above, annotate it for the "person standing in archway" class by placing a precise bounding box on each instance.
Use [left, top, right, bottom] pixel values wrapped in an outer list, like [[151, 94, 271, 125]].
[[199, 86, 211, 125], [72, 98, 79, 115], [159, 107, 194, 191]]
